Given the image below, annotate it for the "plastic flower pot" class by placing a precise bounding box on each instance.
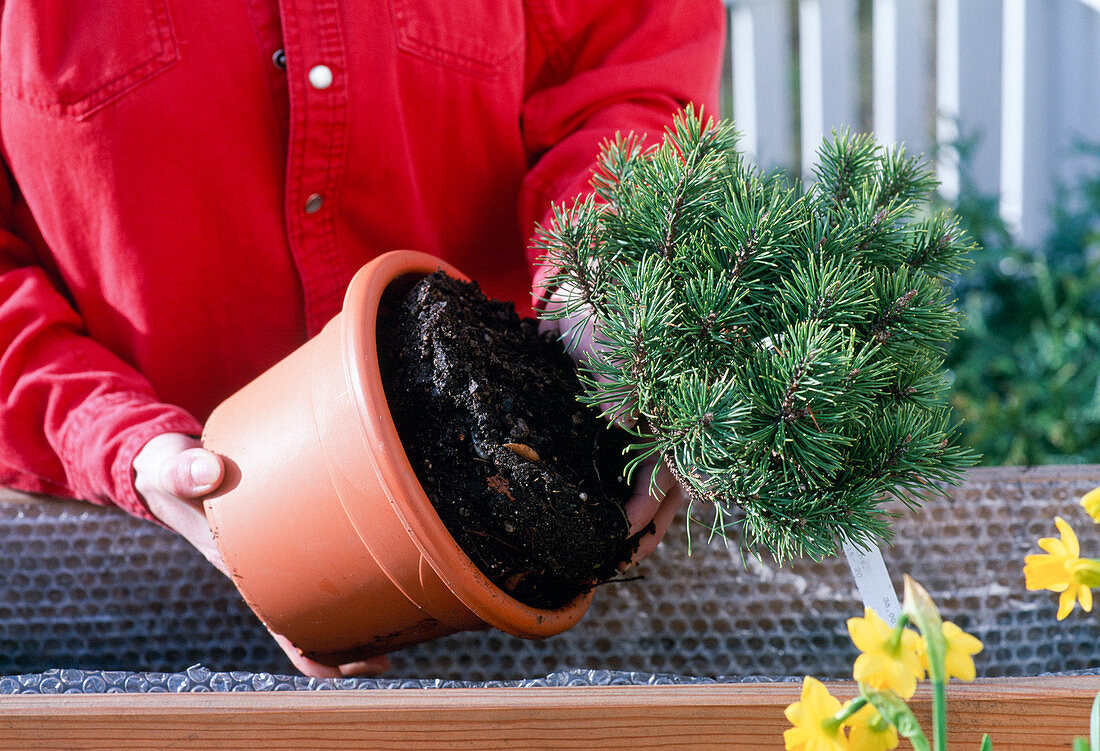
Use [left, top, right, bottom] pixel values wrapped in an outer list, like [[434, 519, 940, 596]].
[[201, 250, 592, 666]]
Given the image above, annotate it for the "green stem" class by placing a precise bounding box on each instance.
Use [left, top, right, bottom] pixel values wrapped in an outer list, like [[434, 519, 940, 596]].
[[932, 678, 947, 751], [832, 694, 868, 725], [886, 613, 911, 651]]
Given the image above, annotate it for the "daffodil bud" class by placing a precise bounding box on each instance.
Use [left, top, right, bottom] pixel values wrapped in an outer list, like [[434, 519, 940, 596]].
[[902, 576, 943, 636], [903, 576, 946, 684]]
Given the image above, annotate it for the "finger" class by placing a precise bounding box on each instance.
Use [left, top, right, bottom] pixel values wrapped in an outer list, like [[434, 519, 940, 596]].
[[537, 291, 564, 336], [270, 632, 341, 679], [620, 483, 686, 572], [338, 655, 391, 677], [540, 283, 639, 429], [540, 282, 595, 359], [624, 458, 674, 536], [597, 380, 639, 430], [161, 447, 225, 498], [270, 631, 390, 678], [146, 493, 230, 577], [537, 316, 559, 336]]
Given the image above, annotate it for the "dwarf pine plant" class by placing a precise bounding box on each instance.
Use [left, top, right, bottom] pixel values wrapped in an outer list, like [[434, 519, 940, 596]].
[[535, 108, 979, 563]]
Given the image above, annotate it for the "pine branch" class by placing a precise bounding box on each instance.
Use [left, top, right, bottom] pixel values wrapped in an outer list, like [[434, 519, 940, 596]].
[[872, 289, 919, 342], [534, 109, 980, 563]]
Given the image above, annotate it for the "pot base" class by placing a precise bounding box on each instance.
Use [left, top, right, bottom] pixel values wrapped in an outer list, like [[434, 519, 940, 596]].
[[202, 251, 596, 665]]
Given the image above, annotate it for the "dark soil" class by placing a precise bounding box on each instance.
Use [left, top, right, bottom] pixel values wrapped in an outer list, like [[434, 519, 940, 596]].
[[379, 271, 637, 609]]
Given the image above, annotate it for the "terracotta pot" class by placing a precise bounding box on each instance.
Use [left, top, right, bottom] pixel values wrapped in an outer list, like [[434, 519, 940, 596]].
[[201, 250, 592, 665]]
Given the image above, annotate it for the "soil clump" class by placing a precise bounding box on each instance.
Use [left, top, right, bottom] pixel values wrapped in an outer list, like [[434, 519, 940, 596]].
[[379, 271, 636, 609]]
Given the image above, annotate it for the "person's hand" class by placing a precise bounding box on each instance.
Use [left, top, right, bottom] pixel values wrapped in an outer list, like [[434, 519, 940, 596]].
[[539, 283, 687, 569], [133, 433, 226, 573], [133, 432, 390, 678], [539, 280, 638, 428], [620, 454, 686, 571]]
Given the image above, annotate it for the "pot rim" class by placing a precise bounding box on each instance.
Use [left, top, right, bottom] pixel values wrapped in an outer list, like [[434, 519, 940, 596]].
[[339, 250, 593, 637]]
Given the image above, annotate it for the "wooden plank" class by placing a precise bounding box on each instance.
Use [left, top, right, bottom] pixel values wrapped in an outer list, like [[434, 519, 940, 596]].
[[1051, 0, 1100, 190], [730, 3, 759, 147], [936, 0, 1005, 202], [730, 0, 796, 172], [0, 678, 1097, 750], [1004, 0, 1100, 244], [0, 489, 62, 506], [1000, 0, 1052, 244], [872, 0, 933, 160], [798, 0, 860, 178], [935, 0, 962, 199]]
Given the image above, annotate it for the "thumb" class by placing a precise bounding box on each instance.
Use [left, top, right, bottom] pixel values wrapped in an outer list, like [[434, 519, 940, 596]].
[[540, 282, 637, 429], [161, 447, 225, 499]]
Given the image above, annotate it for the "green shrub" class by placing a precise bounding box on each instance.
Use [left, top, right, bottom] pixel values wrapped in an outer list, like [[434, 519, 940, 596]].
[[945, 139, 1100, 465], [537, 111, 976, 561]]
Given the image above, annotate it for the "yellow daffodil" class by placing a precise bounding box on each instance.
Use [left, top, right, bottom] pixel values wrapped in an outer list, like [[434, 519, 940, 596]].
[[845, 704, 899, 751], [784, 676, 849, 751], [847, 608, 924, 699], [1081, 486, 1100, 523], [917, 621, 983, 682], [1024, 516, 1100, 620]]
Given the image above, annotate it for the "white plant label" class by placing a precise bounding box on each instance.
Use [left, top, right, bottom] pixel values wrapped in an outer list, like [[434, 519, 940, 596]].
[[842, 541, 901, 625]]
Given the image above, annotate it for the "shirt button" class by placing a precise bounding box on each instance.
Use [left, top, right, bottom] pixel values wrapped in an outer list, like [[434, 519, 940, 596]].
[[308, 64, 334, 90], [304, 194, 324, 213], [272, 49, 287, 70]]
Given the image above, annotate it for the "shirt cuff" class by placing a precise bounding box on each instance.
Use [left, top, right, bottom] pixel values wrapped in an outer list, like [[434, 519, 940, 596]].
[[527, 173, 597, 310], [58, 391, 204, 522]]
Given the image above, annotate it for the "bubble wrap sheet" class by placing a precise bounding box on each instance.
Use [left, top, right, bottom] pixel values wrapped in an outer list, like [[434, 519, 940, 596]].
[[0, 666, 797, 694], [2, 465, 1099, 692]]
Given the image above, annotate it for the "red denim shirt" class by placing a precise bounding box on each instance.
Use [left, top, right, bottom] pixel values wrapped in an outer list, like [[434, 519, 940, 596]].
[[0, 0, 724, 520]]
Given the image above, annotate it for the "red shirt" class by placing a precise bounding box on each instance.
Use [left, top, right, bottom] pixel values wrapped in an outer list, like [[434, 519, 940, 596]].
[[0, 0, 724, 519]]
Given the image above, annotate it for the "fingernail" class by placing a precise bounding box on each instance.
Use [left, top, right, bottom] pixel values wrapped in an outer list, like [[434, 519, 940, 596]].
[[190, 456, 219, 488]]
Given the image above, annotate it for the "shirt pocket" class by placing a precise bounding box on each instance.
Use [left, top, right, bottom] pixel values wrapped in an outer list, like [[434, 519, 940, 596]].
[[0, 0, 180, 120], [389, 0, 524, 78]]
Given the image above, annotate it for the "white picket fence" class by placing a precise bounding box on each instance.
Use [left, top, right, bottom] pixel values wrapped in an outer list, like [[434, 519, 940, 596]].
[[722, 0, 1100, 245]]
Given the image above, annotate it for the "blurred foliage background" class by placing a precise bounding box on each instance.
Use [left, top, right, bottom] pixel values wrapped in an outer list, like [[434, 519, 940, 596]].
[[944, 138, 1100, 466]]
